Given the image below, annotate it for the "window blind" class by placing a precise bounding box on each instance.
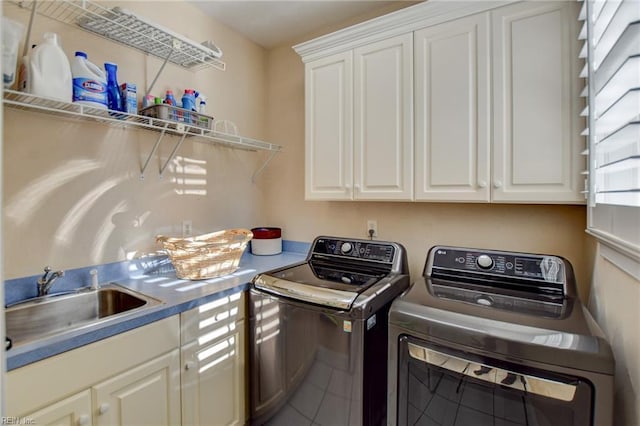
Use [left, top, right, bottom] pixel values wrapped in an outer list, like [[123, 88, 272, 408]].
[[582, 0, 640, 206], [581, 0, 640, 258]]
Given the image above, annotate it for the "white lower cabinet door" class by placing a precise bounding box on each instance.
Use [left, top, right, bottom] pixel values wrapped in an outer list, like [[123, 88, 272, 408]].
[[92, 349, 181, 426], [492, 1, 584, 203], [23, 390, 93, 426], [181, 321, 246, 426], [414, 13, 491, 202]]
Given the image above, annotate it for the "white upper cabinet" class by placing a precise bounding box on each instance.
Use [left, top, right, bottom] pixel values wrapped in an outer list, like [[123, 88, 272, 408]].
[[305, 52, 353, 200], [492, 1, 584, 203], [304, 34, 412, 201], [296, 1, 584, 204], [353, 34, 414, 200], [414, 13, 491, 202]]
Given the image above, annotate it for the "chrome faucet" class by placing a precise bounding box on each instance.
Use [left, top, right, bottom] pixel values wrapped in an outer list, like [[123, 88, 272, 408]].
[[37, 266, 65, 296]]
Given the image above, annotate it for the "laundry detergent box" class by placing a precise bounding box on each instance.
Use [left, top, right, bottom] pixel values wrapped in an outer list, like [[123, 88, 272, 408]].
[[120, 82, 137, 113]]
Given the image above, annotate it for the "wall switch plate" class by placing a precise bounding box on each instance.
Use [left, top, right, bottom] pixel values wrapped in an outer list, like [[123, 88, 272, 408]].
[[182, 220, 193, 237], [367, 220, 378, 238]]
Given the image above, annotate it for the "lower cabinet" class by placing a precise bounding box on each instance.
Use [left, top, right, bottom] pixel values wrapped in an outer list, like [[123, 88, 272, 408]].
[[20, 351, 181, 426], [7, 293, 248, 426], [180, 292, 247, 426], [7, 316, 182, 426], [23, 390, 93, 426], [92, 350, 181, 426]]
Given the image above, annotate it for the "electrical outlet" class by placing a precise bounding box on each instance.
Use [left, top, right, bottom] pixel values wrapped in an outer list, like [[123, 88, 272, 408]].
[[182, 220, 192, 237], [367, 220, 378, 238]]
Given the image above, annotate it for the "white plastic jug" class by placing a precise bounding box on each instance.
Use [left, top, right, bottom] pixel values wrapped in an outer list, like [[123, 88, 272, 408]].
[[29, 32, 72, 102], [72, 51, 107, 109], [2, 17, 25, 88]]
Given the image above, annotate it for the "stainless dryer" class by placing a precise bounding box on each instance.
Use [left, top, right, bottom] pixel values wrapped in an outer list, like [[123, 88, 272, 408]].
[[388, 246, 614, 426]]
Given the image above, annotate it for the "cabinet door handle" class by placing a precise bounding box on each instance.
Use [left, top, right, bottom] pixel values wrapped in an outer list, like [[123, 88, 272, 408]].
[[77, 415, 90, 425], [493, 180, 503, 189], [98, 403, 110, 415], [478, 180, 487, 188], [185, 361, 196, 370]]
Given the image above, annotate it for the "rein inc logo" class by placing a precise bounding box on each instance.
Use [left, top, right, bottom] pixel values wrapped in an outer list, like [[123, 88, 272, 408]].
[[1, 418, 35, 425]]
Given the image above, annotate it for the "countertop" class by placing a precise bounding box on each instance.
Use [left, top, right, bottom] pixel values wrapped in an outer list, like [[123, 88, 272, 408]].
[[6, 249, 307, 371]]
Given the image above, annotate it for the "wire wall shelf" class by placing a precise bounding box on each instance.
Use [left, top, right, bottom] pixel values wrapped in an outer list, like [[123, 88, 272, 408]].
[[3, 90, 282, 179], [11, 0, 225, 71]]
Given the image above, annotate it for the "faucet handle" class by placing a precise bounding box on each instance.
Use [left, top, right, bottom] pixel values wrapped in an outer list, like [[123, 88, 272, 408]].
[[39, 266, 52, 283]]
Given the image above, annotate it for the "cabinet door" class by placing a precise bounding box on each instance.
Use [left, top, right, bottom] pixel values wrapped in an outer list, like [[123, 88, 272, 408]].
[[93, 349, 181, 426], [182, 320, 246, 426], [23, 390, 92, 426], [305, 52, 353, 200], [414, 13, 491, 202], [354, 34, 414, 200], [492, 1, 584, 203]]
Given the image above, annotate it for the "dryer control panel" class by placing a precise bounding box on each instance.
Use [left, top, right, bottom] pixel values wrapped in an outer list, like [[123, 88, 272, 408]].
[[426, 246, 568, 287]]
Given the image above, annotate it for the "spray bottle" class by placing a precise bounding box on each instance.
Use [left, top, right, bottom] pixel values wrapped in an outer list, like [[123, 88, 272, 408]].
[[197, 94, 208, 128], [198, 94, 207, 114]]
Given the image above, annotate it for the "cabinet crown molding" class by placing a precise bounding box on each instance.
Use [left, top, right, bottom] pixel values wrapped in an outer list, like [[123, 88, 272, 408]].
[[293, 0, 517, 62]]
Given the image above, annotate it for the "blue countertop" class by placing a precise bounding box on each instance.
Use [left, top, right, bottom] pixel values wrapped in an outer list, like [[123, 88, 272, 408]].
[[6, 249, 307, 371]]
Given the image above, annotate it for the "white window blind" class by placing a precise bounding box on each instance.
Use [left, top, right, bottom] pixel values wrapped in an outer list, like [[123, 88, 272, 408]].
[[581, 0, 640, 259]]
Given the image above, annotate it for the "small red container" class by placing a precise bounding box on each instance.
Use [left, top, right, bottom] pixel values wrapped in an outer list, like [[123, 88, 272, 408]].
[[250, 227, 282, 255]]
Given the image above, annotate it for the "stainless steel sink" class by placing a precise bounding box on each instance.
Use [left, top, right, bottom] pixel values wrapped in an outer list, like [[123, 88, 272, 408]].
[[5, 284, 161, 346]]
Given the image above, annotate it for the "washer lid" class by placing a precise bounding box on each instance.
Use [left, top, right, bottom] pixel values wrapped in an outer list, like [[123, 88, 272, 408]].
[[252, 261, 385, 310]]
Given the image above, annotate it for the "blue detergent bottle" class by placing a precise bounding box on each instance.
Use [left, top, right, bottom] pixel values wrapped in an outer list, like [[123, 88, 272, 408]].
[[181, 89, 197, 124], [104, 62, 123, 113], [165, 90, 178, 120]]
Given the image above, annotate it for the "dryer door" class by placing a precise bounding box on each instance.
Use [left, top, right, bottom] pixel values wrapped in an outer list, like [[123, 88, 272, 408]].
[[396, 337, 594, 426]]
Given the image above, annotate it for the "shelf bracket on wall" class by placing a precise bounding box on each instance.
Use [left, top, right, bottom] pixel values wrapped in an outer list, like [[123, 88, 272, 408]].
[[159, 130, 188, 178], [22, 0, 38, 57], [144, 40, 178, 99], [252, 151, 279, 183], [140, 122, 169, 179]]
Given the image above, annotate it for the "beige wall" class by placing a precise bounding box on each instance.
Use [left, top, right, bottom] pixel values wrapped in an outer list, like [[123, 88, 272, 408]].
[[2, 1, 269, 279], [589, 247, 640, 425], [2, 0, 593, 292], [263, 41, 593, 298]]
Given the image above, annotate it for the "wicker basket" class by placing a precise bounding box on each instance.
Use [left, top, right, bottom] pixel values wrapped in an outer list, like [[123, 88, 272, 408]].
[[156, 229, 253, 280]]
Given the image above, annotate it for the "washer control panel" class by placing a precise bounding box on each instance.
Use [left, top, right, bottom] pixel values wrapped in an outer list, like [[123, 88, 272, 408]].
[[428, 246, 566, 284], [312, 238, 396, 263]]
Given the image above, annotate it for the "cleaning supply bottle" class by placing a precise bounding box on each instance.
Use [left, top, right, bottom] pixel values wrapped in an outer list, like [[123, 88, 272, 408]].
[[181, 89, 196, 111], [104, 62, 123, 113], [198, 94, 207, 114], [164, 90, 178, 120], [72, 51, 107, 109], [197, 94, 208, 127], [181, 89, 196, 124], [2, 17, 25, 88], [28, 32, 72, 102], [164, 90, 177, 106]]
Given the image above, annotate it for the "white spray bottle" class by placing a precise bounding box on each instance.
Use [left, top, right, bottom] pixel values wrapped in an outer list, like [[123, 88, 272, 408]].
[[198, 94, 207, 114]]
